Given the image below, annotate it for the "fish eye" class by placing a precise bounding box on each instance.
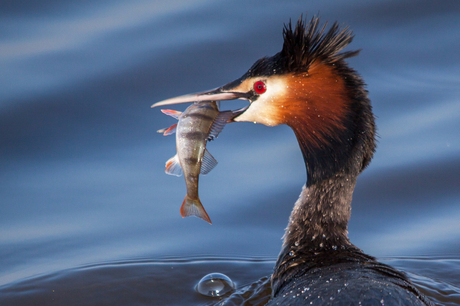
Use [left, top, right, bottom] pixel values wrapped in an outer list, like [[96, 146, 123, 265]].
[[254, 81, 266, 94]]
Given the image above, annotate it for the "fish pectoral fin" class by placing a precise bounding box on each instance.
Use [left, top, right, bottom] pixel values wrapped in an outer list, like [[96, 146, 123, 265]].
[[165, 154, 183, 176], [162, 123, 177, 136], [200, 149, 218, 175], [161, 109, 182, 120], [208, 111, 234, 141]]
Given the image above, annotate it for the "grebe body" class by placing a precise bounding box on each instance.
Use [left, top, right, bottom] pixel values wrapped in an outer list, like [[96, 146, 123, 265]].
[[152, 16, 433, 305]]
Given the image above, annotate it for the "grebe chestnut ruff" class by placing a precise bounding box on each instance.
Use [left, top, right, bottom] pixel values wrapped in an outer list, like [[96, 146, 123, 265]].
[[152, 15, 433, 305]]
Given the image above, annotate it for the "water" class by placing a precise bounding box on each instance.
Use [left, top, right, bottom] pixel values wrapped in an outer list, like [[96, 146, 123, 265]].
[[1, 0, 459, 305], [196, 273, 235, 297]]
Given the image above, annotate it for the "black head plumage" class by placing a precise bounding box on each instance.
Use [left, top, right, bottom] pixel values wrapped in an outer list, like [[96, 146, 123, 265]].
[[280, 15, 360, 71], [246, 15, 360, 77]]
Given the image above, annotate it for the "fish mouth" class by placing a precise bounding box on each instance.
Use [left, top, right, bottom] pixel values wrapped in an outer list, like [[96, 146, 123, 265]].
[[151, 81, 252, 121]]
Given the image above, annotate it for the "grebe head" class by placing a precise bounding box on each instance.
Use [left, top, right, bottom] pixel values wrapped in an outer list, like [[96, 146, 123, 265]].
[[152, 16, 376, 184]]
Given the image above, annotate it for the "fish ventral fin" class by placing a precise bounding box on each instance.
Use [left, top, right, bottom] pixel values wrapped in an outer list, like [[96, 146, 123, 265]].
[[201, 149, 217, 175], [157, 123, 177, 135], [161, 109, 182, 120], [165, 154, 183, 176], [208, 111, 234, 141], [162, 123, 177, 136], [180, 195, 212, 224]]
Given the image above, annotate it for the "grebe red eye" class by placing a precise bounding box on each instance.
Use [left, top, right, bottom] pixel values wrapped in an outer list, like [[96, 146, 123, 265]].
[[254, 81, 266, 94]]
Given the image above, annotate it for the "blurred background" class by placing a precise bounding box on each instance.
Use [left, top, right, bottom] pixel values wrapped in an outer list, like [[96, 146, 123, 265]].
[[1, 0, 459, 305]]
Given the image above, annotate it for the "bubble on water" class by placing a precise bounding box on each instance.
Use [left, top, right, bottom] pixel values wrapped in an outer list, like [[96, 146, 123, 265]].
[[196, 273, 235, 297]]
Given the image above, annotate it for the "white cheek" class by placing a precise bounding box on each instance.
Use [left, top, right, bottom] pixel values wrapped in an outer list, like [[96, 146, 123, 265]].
[[235, 100, 274, 125], [234, 77, 287, 126]]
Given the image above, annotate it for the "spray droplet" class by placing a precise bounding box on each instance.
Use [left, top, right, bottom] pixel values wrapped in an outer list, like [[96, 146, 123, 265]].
[[196, 273, 234, 297], [295, 241, 300, 247], [319, 242, 324, 248], [289, 250, 295, 256], [332, 245, 337, 250]]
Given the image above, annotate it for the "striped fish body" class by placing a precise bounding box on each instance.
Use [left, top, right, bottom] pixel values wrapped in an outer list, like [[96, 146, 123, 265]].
[[176, 102, 218, 223], [160, 101, 233, 224]]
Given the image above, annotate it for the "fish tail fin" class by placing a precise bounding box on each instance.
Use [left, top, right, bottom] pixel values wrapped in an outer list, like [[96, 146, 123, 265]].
[[180, 196, 212, 224]]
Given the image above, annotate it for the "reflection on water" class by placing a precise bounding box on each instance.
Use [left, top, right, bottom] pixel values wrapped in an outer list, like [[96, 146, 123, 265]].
[[0, 256, 459, 306], [0, 257, 273, 306], [1, 0, 460, 305]]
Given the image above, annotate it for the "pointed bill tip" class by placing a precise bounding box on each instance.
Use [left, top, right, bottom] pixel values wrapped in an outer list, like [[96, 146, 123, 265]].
[[151, 93, 209, 108]]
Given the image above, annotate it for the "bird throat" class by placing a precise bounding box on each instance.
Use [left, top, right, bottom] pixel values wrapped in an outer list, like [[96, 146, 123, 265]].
[[271, 173, 360, 296], [285, 173, 356, 251]]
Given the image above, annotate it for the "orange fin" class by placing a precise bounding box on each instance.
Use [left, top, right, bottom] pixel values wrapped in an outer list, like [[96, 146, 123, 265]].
[[161, 109, 182, 120], [180, 195, 212, 224], [157, 123, 177, 135], [162, 123, 177, 136], [165, 154, 182, 176]]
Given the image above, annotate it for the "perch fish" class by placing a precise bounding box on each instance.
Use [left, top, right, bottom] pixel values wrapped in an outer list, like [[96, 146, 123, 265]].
[[157, 101, 234, 224]]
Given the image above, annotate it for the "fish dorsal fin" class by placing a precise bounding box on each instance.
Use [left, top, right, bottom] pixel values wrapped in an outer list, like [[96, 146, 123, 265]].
[[201, 149, 217, 175], [161, 109, 182, 120], [208, 111, 233, 141], [165, 154, 182, 176]]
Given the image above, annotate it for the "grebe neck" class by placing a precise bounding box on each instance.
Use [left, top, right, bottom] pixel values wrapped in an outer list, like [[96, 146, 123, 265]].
[[285, 172, 356, 251]]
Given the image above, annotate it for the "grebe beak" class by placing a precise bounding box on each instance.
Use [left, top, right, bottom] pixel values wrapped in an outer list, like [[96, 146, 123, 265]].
[[151, 86, 251, 108], [151, 78, 254, 118]]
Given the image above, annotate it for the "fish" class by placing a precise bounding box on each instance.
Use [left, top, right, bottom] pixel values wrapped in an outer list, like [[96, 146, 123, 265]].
[[158, 101, 234, 224]]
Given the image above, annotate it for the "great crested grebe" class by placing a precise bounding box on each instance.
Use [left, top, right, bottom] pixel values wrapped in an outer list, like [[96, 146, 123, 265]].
[[153, 16, 433, 305]]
